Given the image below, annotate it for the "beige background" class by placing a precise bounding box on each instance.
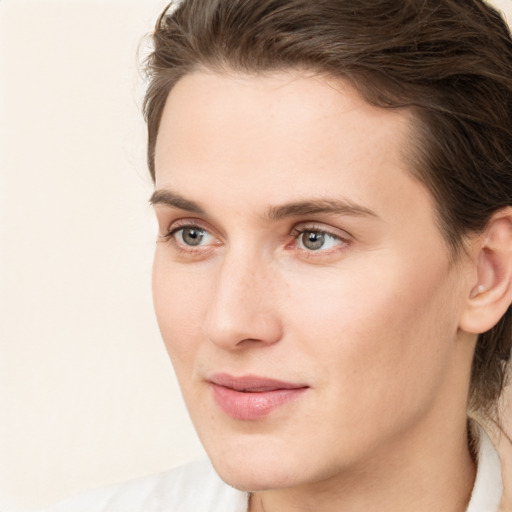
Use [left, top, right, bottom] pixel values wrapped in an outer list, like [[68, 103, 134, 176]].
[[0, 0, 511, 510]]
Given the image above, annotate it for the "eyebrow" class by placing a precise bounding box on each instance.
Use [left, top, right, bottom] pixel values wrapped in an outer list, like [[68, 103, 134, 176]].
[[266, 199, 378, 221], [150, 189, 205, 214], [150, 189, 378, 220]]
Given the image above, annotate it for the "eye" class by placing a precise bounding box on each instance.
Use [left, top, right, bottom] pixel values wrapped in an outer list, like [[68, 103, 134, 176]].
[[293, 227, 347, 252], [168, 224, 217, 248], [177, 226, 208, 246]]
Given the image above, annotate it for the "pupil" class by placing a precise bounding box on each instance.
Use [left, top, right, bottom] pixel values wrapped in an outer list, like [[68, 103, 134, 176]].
[[183, 228, 204, 246], [303, 231, 325, 250]]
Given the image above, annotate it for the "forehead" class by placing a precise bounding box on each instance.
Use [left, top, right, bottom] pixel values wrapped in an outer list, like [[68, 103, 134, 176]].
[[154, 70, 429, 225]]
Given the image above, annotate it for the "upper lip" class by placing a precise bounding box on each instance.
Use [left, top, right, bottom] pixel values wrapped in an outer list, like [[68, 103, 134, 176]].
[[208, 373, 309, 392]]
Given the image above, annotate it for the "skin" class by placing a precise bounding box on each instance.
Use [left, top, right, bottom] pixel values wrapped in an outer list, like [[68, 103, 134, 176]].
[[151, 70, 480, 512]]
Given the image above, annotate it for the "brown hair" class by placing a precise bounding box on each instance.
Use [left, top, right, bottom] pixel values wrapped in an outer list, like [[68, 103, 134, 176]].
[[143, 0, 512, 416]]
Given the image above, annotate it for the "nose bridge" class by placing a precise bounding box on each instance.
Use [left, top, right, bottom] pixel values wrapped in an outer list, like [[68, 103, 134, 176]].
[[204, 244, 282, 349]]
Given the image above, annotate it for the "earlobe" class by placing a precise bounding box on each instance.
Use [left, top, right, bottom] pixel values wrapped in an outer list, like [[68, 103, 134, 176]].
[[460, 208, 512, 334]]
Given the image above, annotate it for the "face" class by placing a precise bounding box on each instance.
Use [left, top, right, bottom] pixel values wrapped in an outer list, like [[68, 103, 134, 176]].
[[152, 70, 472, 491]]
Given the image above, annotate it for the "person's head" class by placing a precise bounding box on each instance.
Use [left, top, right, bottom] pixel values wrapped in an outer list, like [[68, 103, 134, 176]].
[[145, 0, 512, 493]]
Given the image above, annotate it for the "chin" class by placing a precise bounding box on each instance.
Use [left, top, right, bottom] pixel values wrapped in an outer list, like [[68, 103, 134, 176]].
[[211, 457, 300, 492], [204, 434, 327, 492]]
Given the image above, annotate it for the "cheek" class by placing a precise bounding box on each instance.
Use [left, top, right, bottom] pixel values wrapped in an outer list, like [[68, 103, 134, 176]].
[[152, 251, 210, 367], [282, 253, 460, 407]]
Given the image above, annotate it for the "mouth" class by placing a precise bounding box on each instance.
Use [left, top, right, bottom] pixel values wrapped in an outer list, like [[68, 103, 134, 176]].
[[208, 373, 309, 420]]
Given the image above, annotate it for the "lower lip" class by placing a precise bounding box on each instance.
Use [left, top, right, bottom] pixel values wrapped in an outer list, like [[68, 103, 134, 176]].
[[210, 384, 308, 420]]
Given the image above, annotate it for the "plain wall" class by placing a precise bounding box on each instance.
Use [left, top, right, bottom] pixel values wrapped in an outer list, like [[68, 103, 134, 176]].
[[0, 0, 511, 510], [0, 2, 205, 510]]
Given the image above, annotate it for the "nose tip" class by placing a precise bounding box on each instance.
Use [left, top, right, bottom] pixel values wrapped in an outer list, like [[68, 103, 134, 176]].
[[203, 259, 283, 350], [206, 311, 283, 349]]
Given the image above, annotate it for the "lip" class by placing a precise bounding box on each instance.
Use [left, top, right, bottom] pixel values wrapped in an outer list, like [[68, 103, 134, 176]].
[[208, 373, 309, 420]]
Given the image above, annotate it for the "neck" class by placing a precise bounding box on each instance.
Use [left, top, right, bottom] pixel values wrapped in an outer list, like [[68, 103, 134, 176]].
[[249, 414, 476, 512]]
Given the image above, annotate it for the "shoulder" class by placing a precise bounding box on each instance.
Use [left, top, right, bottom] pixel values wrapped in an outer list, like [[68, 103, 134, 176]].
[[42, 459, 249, 512]]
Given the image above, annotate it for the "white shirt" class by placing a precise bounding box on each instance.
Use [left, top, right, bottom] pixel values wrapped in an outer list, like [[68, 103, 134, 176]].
[[44, 424, 503, 512]]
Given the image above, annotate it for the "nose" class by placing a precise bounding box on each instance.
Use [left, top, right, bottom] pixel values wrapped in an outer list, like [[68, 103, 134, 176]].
[[204, 250, 283, 350]]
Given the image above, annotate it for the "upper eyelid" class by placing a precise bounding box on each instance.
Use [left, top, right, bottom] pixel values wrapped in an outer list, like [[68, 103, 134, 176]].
[[291, 222, 352, 240], [168, 220, 207, 232], [165, 218, 215, 234]]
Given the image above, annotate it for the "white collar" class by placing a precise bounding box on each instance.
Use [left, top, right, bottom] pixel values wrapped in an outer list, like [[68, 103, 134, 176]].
[[466, 421, 503, 512]]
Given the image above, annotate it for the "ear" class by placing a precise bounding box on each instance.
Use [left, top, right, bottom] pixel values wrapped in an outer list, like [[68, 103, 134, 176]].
[[459, 207, 512, 334]]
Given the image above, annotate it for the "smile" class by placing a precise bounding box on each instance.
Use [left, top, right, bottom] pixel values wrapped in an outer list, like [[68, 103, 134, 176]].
[[208, 374, 309, 420]]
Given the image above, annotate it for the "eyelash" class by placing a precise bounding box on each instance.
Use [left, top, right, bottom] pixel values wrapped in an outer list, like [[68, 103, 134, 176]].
[[288, 225, 350, 256], [162, 221, 350, 257], [162, 221, 215, 255]]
